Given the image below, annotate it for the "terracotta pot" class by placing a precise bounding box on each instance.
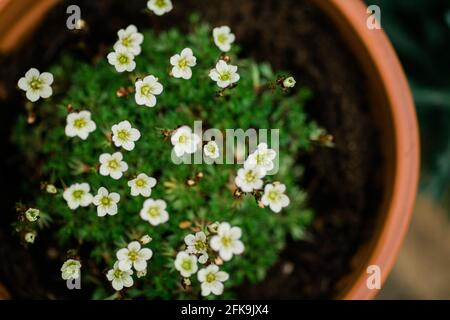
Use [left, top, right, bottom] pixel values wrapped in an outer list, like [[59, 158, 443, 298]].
[[0, 0, 419, 300]]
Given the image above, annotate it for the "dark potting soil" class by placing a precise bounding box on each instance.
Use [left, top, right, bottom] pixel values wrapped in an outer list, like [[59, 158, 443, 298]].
[[0, 0, 381, 299]]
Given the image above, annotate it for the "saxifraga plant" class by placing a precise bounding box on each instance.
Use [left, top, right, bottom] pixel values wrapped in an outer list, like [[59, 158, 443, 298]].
[[12, 9, 331, 299]]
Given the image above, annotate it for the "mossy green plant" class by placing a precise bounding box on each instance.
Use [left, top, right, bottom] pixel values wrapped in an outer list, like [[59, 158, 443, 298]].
[[12, 18, 325, 299]]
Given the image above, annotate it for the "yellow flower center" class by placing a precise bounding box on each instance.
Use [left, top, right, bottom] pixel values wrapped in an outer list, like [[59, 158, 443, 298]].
[[113, 269, 123, 278], [178, 135, 187, 143], [101, 196, 111, 206], [221, 236, 232, 247], [141, 84, 151, 96], [182, 259, 192, 270], [117, 129, 129, 141], [256, 153, 264, 165], [128, 250, 139, 261], [206, 272, 216, 283], [244, 170, 256, 183], [177, 58, 188, 69], [72, 190, 84, 200], [135, 178, 146, 187], [148, 206, 160, 217], [219, 72, 231, 81], [74, 118, 87, 129], [194, 240, 206, 252], [29, 78, 42, 90], [118, 54, 129, 64], [108, 159, 119, 170], [207, 144, 216, 153], [155, 0, 166, 8], [218, 33, 228, 44], [121, 37, 131, 47], [268, 191, 279, 201]]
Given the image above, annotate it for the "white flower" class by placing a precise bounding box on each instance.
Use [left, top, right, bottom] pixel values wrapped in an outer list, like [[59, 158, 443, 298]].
[[197, 264, 229, 296], [235, 162, 264, 192], [171, 126, 201, 157], [116, 241, 153, 272], [245, 143, 277, 175], [107, 49, 136, 72], [170, 48, 197, 80], [25, 208, 40, 222], [99, 152, 128, 180], [106, 262, 134, 291], [261, 183, 290, 213], [139, 198, 169, 226], [203, 140, 220, 159], [283, 76, 296, 88], [147, 0, 173, 16], [128, 173, 157, 197], [174, 251, 198, 278], [209, 60, 240, 88], [61, 259, 81, 280], [24, 232, 36, 243], [134, 75, 163, 107], [17, 68, 53, 102], [213, 26, 235, 52], [210, 222, 244, 261], [113, 25, 144, 56], [92, 187, 120, 217], [65, 111, 97, 140], [184, 232, 208, 264], [63, 183, 93, 210], [111, 120, 141, 151]]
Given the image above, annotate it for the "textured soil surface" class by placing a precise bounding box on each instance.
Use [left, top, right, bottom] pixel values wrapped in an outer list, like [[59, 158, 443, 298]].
[[0, 0, 381, 299]]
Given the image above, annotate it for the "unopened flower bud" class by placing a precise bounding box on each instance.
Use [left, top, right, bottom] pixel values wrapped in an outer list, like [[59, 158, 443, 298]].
[[137, 269, 147, 278], [25, 208, 40, 222], [283, 76, 296, 88], [140, 234, 152, 245], [25, 232, 36, 243], [46, 184, 57, 194], [208, 222, 220, 234]]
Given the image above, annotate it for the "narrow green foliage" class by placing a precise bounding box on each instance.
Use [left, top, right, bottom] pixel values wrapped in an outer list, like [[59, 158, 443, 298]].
[[12, 20, 322, 299]]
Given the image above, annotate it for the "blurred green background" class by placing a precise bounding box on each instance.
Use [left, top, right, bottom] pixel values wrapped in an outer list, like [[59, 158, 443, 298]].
[[367, 0, 450, 299], [369, 0, 450, 209]]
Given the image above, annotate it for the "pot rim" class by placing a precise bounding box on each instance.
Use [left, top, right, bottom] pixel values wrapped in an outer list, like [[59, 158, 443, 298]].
[[0, 0, 420, 300], [311, 0, 419, 299]]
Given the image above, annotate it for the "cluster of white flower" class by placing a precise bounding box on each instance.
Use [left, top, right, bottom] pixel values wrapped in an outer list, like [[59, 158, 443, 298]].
[[19, 0, 298, 297], [108, 25, 143, 72], [107, 241, 153, 291], [235, 143, 290, 213], [173, 222, 243, 296]]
